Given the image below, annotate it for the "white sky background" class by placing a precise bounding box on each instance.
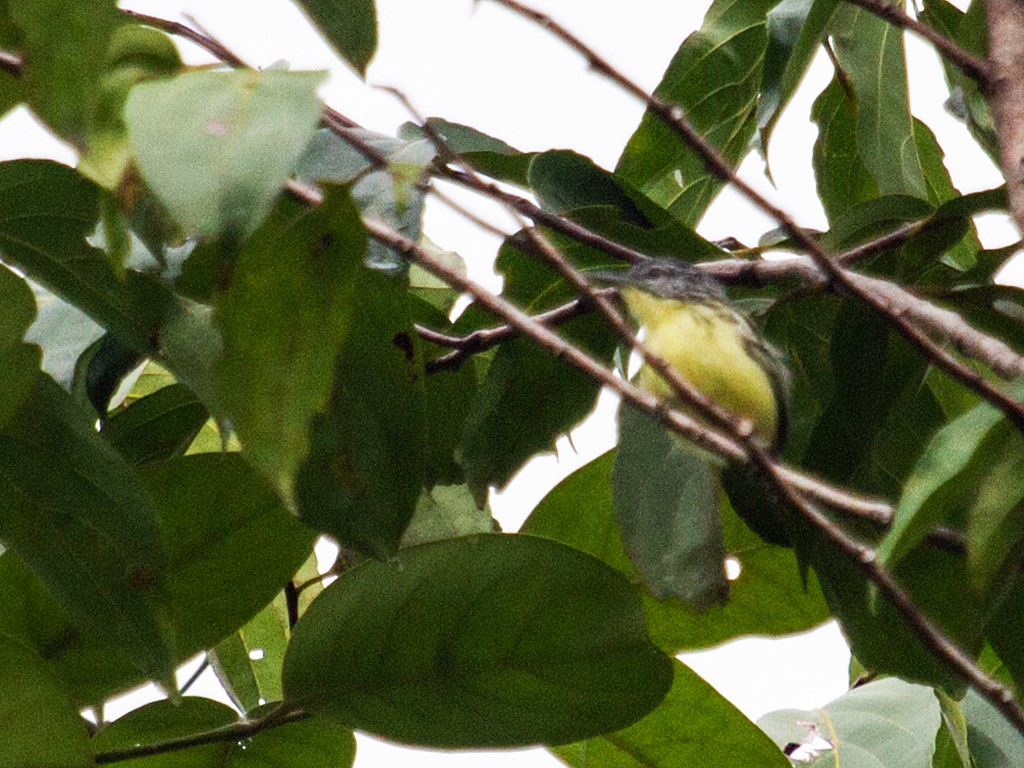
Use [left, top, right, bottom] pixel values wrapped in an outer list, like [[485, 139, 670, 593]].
[[1, 0, 1018, 765]]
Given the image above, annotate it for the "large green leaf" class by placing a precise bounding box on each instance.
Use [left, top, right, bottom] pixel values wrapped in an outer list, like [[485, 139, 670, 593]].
[[0, 636, 92, 768], [91, 698, 356, 768], [0, 452, 312, 704], [0, 265, 40, 429], [293, 0, 377, 76], [757, 0, 837, 158], [829, 4, 928, 201], [554, 659, 789, 768], [0, 161, 139, 341], [8, 0, 121, 144], [125, 69, 326, 239], [759, 677, 941, 767], [616, 0, 778, 225], [612, 405, 726, 610], [295, 265, 426, 558], [214, 188, 365, 493], [0, 373, 172, 684], [811, 78, 879, 223], [962, 688, 1024, 766], [140, 453, 316, 658], [282, 533, 672, 747], [522, 451, 830, 652]]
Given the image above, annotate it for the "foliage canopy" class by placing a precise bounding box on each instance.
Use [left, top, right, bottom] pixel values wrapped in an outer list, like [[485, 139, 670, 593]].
[[1, 0, 1024, 766]]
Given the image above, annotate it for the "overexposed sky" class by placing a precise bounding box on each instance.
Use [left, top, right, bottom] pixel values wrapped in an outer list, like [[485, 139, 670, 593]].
[[1, 1, 1016, 765]]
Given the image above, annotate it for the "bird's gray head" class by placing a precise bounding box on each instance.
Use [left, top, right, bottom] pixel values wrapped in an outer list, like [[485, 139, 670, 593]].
[[590, 258, 727, 303]]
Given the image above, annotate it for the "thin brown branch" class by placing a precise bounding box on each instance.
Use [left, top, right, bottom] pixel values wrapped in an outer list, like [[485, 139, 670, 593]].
[[0, 49, 22, 78], [748, 442, 1024, 734], [488, 0, 1024, 435], [95, 706, 308, 764], [986, 0, 1024, 234], [417, 296, 596, 373], [841, 0, 990, 85], [122, 9, 248, 68], [490, 0, 1024, 733]]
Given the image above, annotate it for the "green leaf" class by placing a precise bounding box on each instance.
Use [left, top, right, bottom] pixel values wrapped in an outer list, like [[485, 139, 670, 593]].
[[758, 0, 837, 158], [0, 636, 92, 768], [0, 453, 310, 705], [91, 697, 238, 767], [0, 373, 173, 684], [214, 188, 365, 492], [230, 704, 356, 768], [459, 241, 617, 497], [962, 688, 1024, 766], [811, 77, 879, 222], [399, 484, 497, 548], [399, 117, 534, 186], [879, 379, 1024, 569], [293, 0, 377, 76], [522, 451, 829, 653], [9, 0, 121, 144], [140, 453, 316, 657], [616, 0, 778, 225], [101, 383, 209, 466], [282, 533, 672, 748], [296, 128, 434, 270], [530, 150, 650, 223], [612, 405, 726, 609], [211, 599, 289, 713], [0, 161, 139, 341], [554, 659, 789, 768], [0, 265, 41, 428], [830, 4, 928, 201], [759, 677, 941, 767], [91, 698, 356, 768], [295, 266, 426, 558], [125, 69, 326, 239]]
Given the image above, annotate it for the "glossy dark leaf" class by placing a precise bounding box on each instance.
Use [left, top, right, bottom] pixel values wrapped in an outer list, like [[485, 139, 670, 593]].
[[522, 451, 829, 653], [555, 660, 789, 768], [282, 533, 672, 747], [612, 405, 726, 609], [293, 0, 377, 76]]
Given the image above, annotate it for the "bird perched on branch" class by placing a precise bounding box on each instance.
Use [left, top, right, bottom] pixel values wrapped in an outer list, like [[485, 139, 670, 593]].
[[592, 257, 787, 450]]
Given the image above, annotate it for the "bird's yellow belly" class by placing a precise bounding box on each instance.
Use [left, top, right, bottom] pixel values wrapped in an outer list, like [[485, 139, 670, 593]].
[[637, 303, 778, 443]]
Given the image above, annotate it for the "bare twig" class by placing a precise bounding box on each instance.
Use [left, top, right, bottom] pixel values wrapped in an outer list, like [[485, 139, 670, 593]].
[[123, 9, 248, 68], [487, 0, 1024, 434], [840, 0, 990, 85], [0, 49, 22, 78]]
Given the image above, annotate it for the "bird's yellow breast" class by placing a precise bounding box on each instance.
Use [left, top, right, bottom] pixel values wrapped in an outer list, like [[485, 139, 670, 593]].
[[621, 287, 779, 443]]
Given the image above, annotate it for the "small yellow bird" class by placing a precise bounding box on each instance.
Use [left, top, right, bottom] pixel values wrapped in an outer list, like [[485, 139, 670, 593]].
[[592, 258, 787, 450]]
